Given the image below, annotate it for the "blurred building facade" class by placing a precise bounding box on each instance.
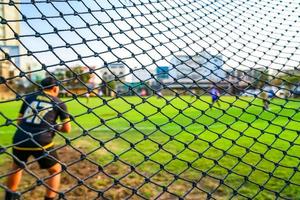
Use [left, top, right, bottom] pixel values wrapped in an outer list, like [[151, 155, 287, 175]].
[[100, 62, 127, 82], [0, 1, 20, 77], [0, 1, 21, 99], [162, 51, 226, 90]]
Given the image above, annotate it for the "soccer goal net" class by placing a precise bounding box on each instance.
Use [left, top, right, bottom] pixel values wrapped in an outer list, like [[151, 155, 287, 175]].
[[1, 0, 300, 199]]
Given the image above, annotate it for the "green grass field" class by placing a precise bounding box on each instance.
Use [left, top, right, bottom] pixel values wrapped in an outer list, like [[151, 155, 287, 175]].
[[1, 96, 300, 199]]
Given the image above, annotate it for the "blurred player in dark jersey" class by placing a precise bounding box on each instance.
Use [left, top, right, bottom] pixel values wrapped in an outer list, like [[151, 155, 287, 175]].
[[261, 91, 270, 110], [5, 77, 71, 200], [209, 87, 221, 108], [85, 92, 90, 104]]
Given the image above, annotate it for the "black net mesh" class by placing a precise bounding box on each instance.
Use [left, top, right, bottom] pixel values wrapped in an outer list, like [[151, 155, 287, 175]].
[[1, 0, 300, 199]]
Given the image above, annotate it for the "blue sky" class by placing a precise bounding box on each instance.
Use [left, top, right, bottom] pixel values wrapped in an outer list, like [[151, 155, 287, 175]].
[[19, 0, 175, 70], [12, 0, 300, 73], [20, 0, 124, 68]]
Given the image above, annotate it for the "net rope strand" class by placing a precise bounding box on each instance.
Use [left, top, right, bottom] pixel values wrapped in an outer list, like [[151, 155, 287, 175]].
[[1, 0, 300, 199]]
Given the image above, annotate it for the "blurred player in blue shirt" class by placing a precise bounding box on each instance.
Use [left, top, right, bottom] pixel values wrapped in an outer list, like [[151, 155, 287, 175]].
[[210, 87, 221, 108]]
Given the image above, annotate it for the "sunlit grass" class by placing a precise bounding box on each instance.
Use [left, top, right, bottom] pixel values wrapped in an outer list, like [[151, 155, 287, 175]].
[[1, 96, 300, 199]]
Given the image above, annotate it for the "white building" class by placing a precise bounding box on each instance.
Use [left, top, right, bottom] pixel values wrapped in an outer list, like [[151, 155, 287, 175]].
[[100, 62, 127, 82], [164, 51, 226, 87], [0, 1, 20, 78], [0, 1, 21, 99], [125, 68, 154, 83]]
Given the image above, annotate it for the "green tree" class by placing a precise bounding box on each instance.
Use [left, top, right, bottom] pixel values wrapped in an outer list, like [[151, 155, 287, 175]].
[[54, 71, 65, 81], [66, 66, 91, 86], [107, 80, 116, 90], [253, 69, 269, 89], [280, 74, 300, 88]]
